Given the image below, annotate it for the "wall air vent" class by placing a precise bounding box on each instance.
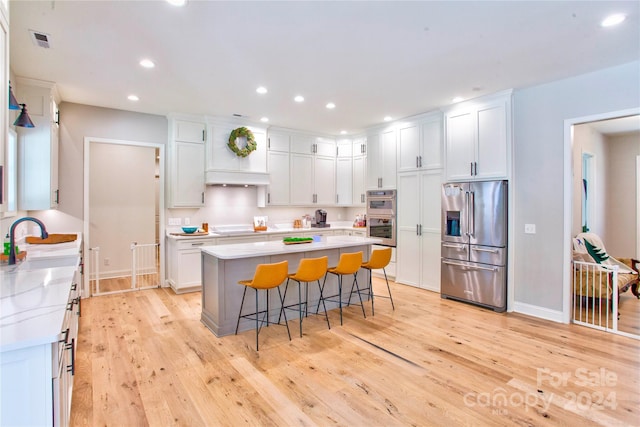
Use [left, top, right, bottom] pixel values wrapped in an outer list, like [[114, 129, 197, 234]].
[[29, 30, 52, 49]]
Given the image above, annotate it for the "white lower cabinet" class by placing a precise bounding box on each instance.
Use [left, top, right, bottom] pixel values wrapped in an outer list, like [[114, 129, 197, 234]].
[[1, 270, 80, 427], [167, 238, 216, 293], [395, 169, 442, 292]]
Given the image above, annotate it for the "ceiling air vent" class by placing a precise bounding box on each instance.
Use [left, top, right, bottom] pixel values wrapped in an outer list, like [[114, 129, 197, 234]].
[[29, 30, 52, 49]]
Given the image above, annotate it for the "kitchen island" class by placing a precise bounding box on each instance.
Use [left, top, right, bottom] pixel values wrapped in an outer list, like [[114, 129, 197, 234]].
[[200, 235, 381, 336]]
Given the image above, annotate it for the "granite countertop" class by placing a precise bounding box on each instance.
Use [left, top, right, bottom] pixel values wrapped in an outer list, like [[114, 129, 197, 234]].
[[202, 235, 381, 260]]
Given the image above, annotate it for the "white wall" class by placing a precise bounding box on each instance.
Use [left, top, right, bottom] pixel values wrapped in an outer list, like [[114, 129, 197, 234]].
[[605, 131, 640, 257], [513, 60, 640, 316], [34, 102, 168, 231], [166, 185, 352, 230]]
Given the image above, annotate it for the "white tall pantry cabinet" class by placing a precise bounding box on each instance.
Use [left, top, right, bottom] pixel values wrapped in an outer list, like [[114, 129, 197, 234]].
[[395, 112, 443, 292]]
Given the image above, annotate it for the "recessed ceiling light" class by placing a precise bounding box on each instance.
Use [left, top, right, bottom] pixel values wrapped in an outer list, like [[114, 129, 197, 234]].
[[340, 130, 347, 135], [383, 116, 392, 122], [260, 117, 269, 123], [128, 95, 139, 101], [326, 102, 336, 109], [139, 59, 155, 68], [166, 0, 187, 6], [294, 95, 304, 103], [452, 96, 464, 103], [601, 13, 626, 27], [256, 86, 268, 94]]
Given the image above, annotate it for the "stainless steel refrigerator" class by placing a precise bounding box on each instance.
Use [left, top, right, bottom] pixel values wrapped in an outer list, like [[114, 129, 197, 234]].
[[441, 180, 507, 312]]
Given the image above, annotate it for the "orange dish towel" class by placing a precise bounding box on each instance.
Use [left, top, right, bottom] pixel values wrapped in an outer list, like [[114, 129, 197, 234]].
[[26, 234, 78, 244]]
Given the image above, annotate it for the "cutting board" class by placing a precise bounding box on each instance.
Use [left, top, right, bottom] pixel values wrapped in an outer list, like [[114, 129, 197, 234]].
[[26, 234, 78, 244]]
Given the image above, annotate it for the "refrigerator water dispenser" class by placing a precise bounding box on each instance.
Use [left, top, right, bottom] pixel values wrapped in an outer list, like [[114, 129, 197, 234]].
[[446, 211, 461, 237]]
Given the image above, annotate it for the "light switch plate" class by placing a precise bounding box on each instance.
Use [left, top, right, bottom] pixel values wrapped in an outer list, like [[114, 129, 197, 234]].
[[524, 224, 536, 234], [184, 218, 190, 225]]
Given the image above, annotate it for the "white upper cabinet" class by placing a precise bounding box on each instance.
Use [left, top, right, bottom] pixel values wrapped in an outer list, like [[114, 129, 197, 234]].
[[352, 137, 367, 206], [266, 150, 290, 205], [336, 139, 353, 206], [0, 9, 7, 214], [444, 91, 511, 181], [366, 126, 396, 189], [266, 131, 290, 205], [289, 148, 336, 206], [267, 131, 290, 152], [398, 112, 443, 173], [16, 79, 60, 210], [167, 117, 206, 208]]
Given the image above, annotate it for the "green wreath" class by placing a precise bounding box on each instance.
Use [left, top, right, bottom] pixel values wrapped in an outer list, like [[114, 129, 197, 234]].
[[228, 127, 257, 157]]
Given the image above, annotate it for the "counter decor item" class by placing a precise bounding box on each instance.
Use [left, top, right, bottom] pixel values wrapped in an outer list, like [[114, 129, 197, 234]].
[[283, 237, 313, 245], [182, 226, 199, 234], [228, 127, 257, 157], [253, 216, 267, 231]]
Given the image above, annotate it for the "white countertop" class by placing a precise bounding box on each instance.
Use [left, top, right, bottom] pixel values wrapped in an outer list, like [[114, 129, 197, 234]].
[[166, 224, 368, 240], [0, 266, 77, 352], [0, 233, 82, 353], [202, 235, 381, 260]]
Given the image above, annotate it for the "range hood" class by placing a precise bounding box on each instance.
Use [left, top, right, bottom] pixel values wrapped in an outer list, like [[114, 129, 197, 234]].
[[205, 170, 270, 186]]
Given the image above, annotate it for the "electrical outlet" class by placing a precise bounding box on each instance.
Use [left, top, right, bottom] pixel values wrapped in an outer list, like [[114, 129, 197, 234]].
[[184, 218, 190, 225], [524, 224, 536, 234], [104, 258, 110, 266]]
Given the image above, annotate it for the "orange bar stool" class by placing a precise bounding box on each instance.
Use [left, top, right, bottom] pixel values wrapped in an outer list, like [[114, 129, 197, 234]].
[[234, 260, 290, 351], [361, 247, 394, 315], [319, 251, 365, 325], [282, 256, 330, 337]]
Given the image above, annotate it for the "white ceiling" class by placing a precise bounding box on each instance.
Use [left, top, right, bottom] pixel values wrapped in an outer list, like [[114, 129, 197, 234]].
[[8, 1, 640, 136]]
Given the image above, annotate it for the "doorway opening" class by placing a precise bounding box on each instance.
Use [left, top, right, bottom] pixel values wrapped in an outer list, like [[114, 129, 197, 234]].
[[83, 137, 165, 296], [565, 110, 640, 339]]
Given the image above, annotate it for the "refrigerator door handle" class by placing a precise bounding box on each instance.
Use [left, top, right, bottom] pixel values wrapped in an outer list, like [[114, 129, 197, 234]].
[[471, 247, 499, 254], [443, 243, 466, 250], [469, 191, 475, 237], [442, 260, 497, 272]]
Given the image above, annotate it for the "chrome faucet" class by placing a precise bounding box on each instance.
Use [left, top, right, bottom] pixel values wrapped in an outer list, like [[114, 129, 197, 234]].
[[8, 217, 49, 265]]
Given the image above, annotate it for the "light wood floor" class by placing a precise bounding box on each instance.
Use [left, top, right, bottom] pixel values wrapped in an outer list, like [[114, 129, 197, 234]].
[[71, 279, 639, 426]]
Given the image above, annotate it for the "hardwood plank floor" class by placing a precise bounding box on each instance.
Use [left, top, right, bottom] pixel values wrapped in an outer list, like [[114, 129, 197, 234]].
[[71, 279, 639, 426]]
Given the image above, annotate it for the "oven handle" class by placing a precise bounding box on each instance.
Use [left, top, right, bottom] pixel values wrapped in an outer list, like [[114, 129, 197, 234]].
[[366, 215, 395, 220], [442, 260, 497, 272]]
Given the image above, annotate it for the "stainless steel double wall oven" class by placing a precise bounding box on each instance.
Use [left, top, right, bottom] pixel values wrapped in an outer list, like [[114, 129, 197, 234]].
[[366, 189, 396, 247]]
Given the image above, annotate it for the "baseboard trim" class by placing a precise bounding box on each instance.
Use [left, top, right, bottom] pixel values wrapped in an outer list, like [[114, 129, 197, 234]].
[[513, 301, 565, 323]]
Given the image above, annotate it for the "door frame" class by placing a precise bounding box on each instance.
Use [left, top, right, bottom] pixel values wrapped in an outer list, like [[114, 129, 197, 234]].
[[83, 136, 165, 297], [562, 107, 640, 323]]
